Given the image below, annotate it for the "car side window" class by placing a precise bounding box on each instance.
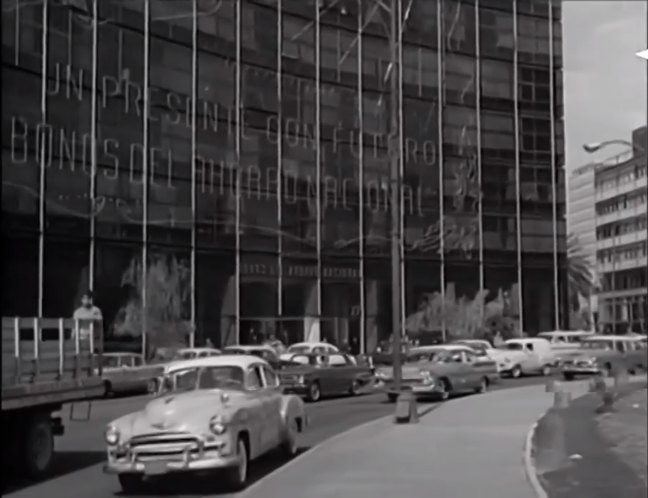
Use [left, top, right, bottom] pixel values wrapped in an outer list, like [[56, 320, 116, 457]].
[[450, 352, 463, 363], [327, 346, 337, 354], [463, 352, 475, 363], [313, 346, 326, 354], [329, 354, 347, 367], [262, 366, 280, 388], [246, 366, 264, 391], [615, 342, 625, 353], [133, 356, 143, 367], [525, 343, 534, 352]]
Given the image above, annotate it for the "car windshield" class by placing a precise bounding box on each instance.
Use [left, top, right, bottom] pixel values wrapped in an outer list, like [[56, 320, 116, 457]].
[[224, 348, 245, 355], [581, 340, 614, 350], [160, 366, 245, 394], [287, 345, 311, 354], [407, 351, 453, 363], [175, 351, 198, 360], [102, 356, 121, 368]]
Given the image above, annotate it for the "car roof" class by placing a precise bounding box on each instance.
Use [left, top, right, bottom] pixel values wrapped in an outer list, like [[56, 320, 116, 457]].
[[177, 347, 222, 353], [165, 354, 267, 373], [505, 338, 550, 343], [583, 335, 644, 342], [410, 345, 470, 353], [224, 345, 275, 352], [288, 342, 338, 349], [104, 352, 138, 357], [538, 330, 593, 337]]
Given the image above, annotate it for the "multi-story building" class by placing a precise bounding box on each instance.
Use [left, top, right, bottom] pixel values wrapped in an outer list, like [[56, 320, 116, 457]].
[[595, 126, 648, 333], [2, 0, 566, 351]]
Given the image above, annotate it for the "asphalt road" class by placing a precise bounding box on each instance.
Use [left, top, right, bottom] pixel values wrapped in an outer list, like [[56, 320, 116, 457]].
[[5, 377, 547, 498]]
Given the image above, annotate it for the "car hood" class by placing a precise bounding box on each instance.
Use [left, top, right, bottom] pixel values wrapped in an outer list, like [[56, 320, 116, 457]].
[[112, 389, 242, 437]]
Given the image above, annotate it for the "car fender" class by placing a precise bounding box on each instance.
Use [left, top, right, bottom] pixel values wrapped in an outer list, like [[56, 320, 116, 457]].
[[280, 394, 307, 429]]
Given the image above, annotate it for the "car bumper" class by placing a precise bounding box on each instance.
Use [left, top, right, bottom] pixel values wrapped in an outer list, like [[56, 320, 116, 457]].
[[104, 447, 238, 476], [562, 366, 600, 376], [282, 384, 309, 396], [382, 382, 444, 396]]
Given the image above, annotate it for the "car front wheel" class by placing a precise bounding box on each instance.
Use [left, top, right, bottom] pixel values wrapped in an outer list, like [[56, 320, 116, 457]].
[[540, 365, 552, 377], [280, 419, 299, 458], [223, 437, 248, 491], [510, 366, 522, 378], [306, 382, 321, 403]]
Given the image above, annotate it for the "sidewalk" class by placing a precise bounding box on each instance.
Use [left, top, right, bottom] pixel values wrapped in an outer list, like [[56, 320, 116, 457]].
[[241, 383, 590, 498]]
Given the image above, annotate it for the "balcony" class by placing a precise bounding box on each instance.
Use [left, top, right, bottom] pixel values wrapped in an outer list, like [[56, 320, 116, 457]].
[[595, 175, 647, 202], [598, 256, 648, 274], [597, 231, 646, 249], [595, 204, 646, 226]]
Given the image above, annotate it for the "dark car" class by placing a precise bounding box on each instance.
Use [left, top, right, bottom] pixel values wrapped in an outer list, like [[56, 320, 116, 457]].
[[279, 353, 374, 402]]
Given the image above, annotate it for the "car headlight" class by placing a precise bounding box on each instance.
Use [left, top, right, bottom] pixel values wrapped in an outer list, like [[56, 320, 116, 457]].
[[419, 370, 435, 385], [209, 415, 228, 435], [376, 371, 390, 381], [105, 425, 120, 445], [296, 375, 305, 384]]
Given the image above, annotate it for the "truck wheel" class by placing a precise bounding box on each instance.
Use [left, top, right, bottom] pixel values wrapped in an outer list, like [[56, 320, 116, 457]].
[[22, 413, 54, 479], [118, 474, 145, 494]]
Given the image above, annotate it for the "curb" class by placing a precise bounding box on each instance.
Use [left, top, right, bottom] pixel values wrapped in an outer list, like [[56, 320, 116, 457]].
[[523, 421, 548, 498], [239, 401, 441, 498], [522, 374, 648, 498]]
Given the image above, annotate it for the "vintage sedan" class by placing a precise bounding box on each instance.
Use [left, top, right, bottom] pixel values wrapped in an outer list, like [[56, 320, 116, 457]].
[[101, 353, 164, 395], [561, 335, 647, 380], [223, 345, 282, 370], [279, 353, 374, 402], [103, 355, 308, 493], [375, 345, 499, 402], [278, 342, 340, 362]]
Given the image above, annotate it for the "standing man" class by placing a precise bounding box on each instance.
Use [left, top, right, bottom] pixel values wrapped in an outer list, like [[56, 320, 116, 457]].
[[73, 290, 103, 348]]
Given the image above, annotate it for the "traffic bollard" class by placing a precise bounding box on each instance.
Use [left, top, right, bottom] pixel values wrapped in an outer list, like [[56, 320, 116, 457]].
[[394, 390, 419, 424], [545, 379, 560, 393], [553, 390, 572, 408]]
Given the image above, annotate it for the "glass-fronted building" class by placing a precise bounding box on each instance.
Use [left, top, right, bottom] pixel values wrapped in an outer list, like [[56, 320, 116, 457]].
[[2, 0, 567, 352]]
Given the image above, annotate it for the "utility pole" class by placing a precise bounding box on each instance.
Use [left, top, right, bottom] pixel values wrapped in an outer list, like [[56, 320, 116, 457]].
[[387, 0, 402, 393]]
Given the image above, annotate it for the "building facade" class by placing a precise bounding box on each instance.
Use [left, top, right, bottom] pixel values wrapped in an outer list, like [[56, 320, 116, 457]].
[[567, 162, 597, 321], [2, 0, 567, 352], [595, 126, 648, 333]]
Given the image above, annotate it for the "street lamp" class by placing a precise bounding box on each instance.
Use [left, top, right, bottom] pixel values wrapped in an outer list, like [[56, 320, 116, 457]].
[[582, 140, 645, 154]]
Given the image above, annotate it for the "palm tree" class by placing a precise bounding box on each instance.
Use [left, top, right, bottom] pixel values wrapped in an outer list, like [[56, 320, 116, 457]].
[[567, 234, 596, 328]]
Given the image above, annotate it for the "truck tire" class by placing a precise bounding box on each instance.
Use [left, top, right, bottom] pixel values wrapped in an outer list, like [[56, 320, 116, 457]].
[[22, 413, 54, 479]]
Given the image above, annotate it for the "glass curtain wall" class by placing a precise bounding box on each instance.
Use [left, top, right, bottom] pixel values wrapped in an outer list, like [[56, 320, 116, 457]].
[[1, 0, 566, 353]]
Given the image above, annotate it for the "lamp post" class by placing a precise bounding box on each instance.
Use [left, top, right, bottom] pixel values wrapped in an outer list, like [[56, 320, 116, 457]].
[[582, 140, 645, 155]]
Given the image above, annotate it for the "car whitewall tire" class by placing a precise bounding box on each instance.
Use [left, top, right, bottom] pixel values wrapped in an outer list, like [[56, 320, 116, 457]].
[[281, 419, 299, 457], [224, 437, 248, 491]]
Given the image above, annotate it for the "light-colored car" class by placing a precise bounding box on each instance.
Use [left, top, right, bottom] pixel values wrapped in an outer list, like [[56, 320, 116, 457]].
[[173, 347, 222, 360], [103, 355, 308, 493], [452, 339, 518, 374], [279, 342, 340, 362], [537, 330, 595, 364], [500, 338, 555, 377], [561, 335, 648, 380], [101, 353, 163, 395], [375, 345, 499, 402]]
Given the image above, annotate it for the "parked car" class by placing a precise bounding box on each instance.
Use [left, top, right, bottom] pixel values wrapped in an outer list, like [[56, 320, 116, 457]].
[[375, 345, 499, 402], [103, 355, 307, 493], [500, 338, 555, 377], [279, 342, 340, 362], [452, 339, 518, 374], [101, 353, 164, 396], [223, 345, 282, 369], [279, 353, 373, 402], [561, 335, 647, 380], [173, 347, 222, 360], [537, 330, 595, 364]]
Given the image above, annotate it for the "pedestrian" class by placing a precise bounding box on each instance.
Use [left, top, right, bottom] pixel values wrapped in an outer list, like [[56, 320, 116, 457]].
[[205, 337, 214, 348], [72, 290, 103, 347]]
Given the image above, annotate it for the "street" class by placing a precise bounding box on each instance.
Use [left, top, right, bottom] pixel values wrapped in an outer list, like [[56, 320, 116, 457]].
[[4, 377, 546, 498]]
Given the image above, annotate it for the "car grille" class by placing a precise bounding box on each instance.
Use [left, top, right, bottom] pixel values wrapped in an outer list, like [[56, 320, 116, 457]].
[[280, 374, 300, 384], [575, 360, 594, 368], [127, 432, 203, 462]]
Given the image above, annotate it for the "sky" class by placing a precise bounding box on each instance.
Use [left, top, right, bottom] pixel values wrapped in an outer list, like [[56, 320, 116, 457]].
[[562, 0, 647, 169]]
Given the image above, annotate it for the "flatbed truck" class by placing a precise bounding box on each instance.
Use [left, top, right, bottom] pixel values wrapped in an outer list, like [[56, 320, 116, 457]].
[[1, 317, 105, 477]]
